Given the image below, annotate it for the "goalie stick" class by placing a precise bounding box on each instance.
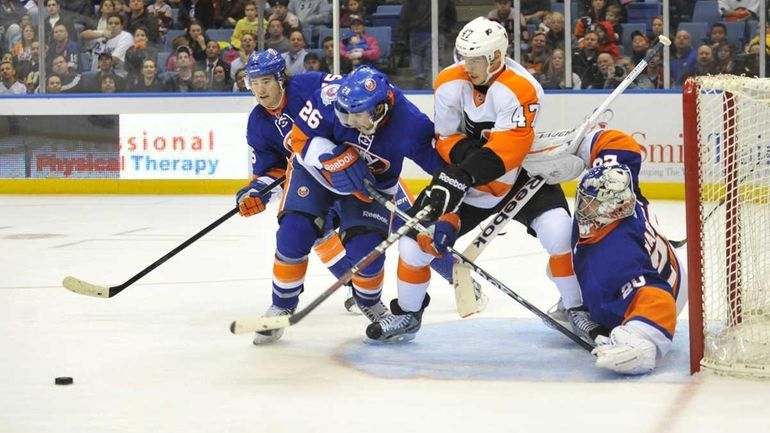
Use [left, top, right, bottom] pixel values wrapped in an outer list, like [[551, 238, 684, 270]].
[[62, 176, 286, 299], [452, 35, 673, 317], [229, 203, 433, 335], [364, 181, 594, 352]]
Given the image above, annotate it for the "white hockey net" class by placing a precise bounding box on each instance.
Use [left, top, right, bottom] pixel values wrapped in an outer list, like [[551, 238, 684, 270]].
[[689, 75, 770, 378]]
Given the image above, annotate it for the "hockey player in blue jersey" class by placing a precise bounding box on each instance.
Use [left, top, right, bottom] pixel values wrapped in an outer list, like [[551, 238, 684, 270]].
[[273, 65, 449, 342], [529, 127, 688, 374]]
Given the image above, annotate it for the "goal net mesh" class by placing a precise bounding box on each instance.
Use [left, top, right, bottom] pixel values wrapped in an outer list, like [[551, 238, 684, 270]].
[[693, 75, 770, 377]]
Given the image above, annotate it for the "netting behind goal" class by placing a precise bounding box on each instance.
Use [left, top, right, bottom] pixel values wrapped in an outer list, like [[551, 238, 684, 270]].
[[683, 75, 770, 378]]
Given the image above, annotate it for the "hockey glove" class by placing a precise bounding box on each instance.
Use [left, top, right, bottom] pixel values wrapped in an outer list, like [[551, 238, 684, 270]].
[[320, 146, 375, 199], [417, 213, 461, 257], [236, 177, 275, 217], [416, 165, 472, 221]]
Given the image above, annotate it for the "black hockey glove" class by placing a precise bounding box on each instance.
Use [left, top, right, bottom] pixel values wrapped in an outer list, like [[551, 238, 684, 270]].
[[414, 165, 472, 221]]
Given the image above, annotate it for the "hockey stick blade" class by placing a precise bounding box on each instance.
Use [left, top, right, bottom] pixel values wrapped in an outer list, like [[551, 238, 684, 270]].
[[230, 315, 291, 334], [62, 176, 286, 299], [62, 276, 116, 298]]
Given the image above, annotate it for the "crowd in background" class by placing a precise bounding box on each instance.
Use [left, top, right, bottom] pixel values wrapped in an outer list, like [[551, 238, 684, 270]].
[[0, 0, 769, 95]]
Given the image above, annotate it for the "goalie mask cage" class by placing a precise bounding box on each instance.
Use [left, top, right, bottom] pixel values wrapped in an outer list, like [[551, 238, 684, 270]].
[[683, 75, 770, 378]]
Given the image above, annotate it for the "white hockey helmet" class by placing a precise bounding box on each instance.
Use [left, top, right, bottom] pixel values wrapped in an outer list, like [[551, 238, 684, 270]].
[[455, 17, 509, 77], [575, 164, 637, 238]]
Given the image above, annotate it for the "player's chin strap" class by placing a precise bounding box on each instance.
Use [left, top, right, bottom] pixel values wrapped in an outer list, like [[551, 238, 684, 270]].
[[363, 180, 595, 352]]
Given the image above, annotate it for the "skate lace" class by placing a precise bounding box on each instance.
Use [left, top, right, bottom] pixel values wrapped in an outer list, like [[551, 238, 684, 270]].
[[379, 313, 409, 332], [568, 309, 600, 333], [265, 305, 294, 317], [360, 301, 388, 322]]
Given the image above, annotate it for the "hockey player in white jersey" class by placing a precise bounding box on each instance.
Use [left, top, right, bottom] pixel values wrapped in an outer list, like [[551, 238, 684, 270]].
[[366, 17, 598, 343]]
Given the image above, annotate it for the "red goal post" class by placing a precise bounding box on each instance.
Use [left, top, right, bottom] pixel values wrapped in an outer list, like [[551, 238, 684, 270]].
[[683, 75, 770, 378]]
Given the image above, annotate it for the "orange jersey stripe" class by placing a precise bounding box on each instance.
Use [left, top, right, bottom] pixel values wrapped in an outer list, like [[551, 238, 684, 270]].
[[397, 258, 431, 285], [435, 133, 465, 165], [289, 124, 311, 155], [277, 158, 295, 212], [549, 252, 574, 278], [624, 286, 677, 336], [273, 258, 309, 284], [434, 63, 471, 90], [473, 179, 514, 197], [352, 270, 384, 292], [313, 233, 345, 264], [590, 129, 643, 162]]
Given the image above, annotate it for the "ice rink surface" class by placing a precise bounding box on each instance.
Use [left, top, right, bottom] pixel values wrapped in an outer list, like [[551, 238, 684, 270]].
[[1, 195, 768, 433]]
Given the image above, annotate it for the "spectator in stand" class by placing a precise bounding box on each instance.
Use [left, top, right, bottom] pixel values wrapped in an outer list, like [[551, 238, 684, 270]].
[[126, 0, 160, 45], [604, 4, 621, 43], [11, 24, 35, 63], [217, 0, 246, 28], [80, 0, 116, 68], [648, 15, 664, 43], [705, 23, 728, 49], [288, 0, 332, 41], [340, 0, 366, 28], [129, 58, 169, 91], [191, 65, 209, 91], [400, 0, 457, 89], [586, 51, 616, 89], [147, 0, 173, 37], [171, 45, 194, 91], [99, 74, 117, 92], [618, 55, 654, 89], [228, 31, 255, 80], [574, 30, 600, 83], [670, 29, 697, 87], [713, 41, 738, 74], [62, 0, 96, 31], [185, 21, 211, 62], [0, 60, 27, 94], [203, 39, 229, 81], [593, 21, 619, 60], [233, 66, 248, 91], [113, 0, 130, 16], [488, 0, 528, 57], [231, 2, 266, 49], [340, 17, 379, 68], [682, 45, 718, 81], [45, 74, 63, 93], [209, 63, 231, 91], [521, 0, 550, 26], [319, 35, 352, 74], [0, 0, 24, 50], [281, 29, 307, 76], [523, 31, 550, 75], [575, 0, 609, 39], [735, 40, 768, 77], [16, 40, 40, 91], [629, 30, 650, 66], [164, 35, 192, 71], [641, 48, 664, 89], [43, 0, 77, 44], [45, 23, 79, 73], [718, 0, 759, 22], [745, 20, 770, 58], [265, 18, 290, 52], [538, 47, 581, 89], [51, 54, 83, 92], [125, 26, 158, 78], [268, 0, 299, 35], [103, 13, 135, 78], [543, 11, 565, 51], [178, 0, 216, 30], [84, 52, 127, 91], [303, 51, 320, 71]]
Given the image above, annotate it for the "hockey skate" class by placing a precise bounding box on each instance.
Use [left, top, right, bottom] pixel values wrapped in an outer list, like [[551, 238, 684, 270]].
[[357, 299, 390, 323], [592, 324, 657, 375], [546, 300, 608, 345], [253, 304, 295, 345], [343, 286, 361, 314], [365, 295, 430, 344]]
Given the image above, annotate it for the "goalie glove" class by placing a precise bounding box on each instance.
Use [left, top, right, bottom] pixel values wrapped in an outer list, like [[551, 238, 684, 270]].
[[417, 213, 461, 257], [522, 128, 589, 184], [236, 176, 276, 217], [415, 165, 472, 221], [319, 145, 375, 201]]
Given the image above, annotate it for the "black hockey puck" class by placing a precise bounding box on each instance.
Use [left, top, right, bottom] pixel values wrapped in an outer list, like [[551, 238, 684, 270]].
[[54, 377, 73, 385]]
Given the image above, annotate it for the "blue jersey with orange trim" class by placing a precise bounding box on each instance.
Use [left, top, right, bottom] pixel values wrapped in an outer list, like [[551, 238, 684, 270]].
[[245, 72, 342, 178], [572, 129, 681, 335], [289, 82, 444, 193]]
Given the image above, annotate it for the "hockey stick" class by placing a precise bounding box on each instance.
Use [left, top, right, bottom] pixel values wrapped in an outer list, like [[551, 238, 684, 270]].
[[364, 182, 594, 352], [452, 35, 674, 316], [229, 203, 433, 335], [62, 176, 286, 299]]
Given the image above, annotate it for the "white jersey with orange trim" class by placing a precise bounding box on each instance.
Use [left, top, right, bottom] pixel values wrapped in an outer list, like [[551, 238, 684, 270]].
[[434, 57, 544, 209]]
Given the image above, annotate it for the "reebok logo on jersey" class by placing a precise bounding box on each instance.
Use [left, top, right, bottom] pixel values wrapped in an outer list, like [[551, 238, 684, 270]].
[[363, 210, 388, 224], [438, 172, 468, 191], [323, 151, 357, 172]]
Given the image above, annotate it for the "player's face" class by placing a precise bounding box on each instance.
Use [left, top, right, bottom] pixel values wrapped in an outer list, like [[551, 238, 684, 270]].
[[575, 195, 603, 238], [250, 75, 282, 109], [346, 111, 376, 134], [463, 55, 490, 85]]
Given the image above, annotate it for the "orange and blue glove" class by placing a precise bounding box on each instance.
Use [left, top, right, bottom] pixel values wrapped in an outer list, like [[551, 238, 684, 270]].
[[236, 177, 275, 217], [417, 213, 461, 257], [320, 145, 375, 200]]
